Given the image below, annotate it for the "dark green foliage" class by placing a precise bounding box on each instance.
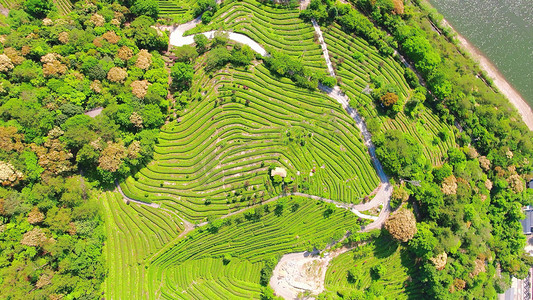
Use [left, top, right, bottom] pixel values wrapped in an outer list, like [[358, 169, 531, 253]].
[[370, 264, 385, 279], [194, 0, 218, 17], [373, 130, 426, 179], [171, 62, 194, 91], [205, 43, 255, 72], [126, 16, 168, 51], [131, 0, 159, 19], [264, 50, 318, 90], [23, 0, 53, 18], [259, 256, 278, 286], [320, 75, 336, 88], [408, 222, 437, 259], [194, 34, 209, 53], [202, 10, 213, 24], [260, 287, 282, 300]]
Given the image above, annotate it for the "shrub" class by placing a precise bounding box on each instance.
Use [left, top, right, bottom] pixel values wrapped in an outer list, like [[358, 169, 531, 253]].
[[384, 208, 416, 242]]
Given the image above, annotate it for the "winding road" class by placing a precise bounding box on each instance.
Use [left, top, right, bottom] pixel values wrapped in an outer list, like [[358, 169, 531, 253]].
[[168, 16, 268, 56]]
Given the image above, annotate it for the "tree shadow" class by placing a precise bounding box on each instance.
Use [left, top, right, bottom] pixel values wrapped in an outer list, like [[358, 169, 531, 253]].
[[373, 230, 399, 259], [399, 244, 426, 300]]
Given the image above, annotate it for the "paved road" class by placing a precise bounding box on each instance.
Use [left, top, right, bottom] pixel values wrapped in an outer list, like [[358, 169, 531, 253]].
[[168, 17, 268, 56]]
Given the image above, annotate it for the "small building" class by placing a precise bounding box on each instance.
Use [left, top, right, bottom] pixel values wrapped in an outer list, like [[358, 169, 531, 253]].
[[521, 206, 533, 235], [270, 167, 287, 178], [528, 180, 533, 189]]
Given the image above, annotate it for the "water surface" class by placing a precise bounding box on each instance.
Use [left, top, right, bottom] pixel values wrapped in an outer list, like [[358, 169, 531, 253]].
[[429, 0, 533, 108]]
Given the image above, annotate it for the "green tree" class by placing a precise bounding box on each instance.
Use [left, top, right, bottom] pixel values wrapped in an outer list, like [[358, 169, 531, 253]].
[[409, 222, 437, 259], [141, 104, 164, 129], [60, 115, 96, 150], [172, 45, 198, 63], [131, 0, 159, 19], [171, 62, 194, 91], [194, 0, 218, 17], [24, 0, 53, 18], [127, 16, 168, 51], [194, 34, 209, 53]]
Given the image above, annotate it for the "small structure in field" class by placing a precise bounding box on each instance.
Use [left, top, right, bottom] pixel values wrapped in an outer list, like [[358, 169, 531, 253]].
[[271, 167, 287, 178]]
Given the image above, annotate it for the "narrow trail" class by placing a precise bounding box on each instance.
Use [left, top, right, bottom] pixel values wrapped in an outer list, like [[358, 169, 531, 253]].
[[311, 19, 392, 228], [115, 180, 161, 208], [270, 18, 393, 300]]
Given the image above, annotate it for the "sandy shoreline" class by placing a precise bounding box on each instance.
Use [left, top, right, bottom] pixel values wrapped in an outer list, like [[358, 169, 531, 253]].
[[440, 19, 533, 131]]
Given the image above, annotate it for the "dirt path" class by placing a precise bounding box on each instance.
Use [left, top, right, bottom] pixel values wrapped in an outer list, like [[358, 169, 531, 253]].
[[312, 19, 336, 77], [115, 180, 161, 208], [84, 107, 103, 118], [266, 19, 393, 299], [311, 19, 392, 228]]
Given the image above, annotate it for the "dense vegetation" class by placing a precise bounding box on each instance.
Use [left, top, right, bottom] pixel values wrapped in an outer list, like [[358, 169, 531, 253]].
[[303, 0, 533, 298], [0, 0, 171, 297], [0, 0, 531, 298]]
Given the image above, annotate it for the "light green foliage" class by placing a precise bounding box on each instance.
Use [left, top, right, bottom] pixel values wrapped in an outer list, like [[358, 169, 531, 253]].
[[170, 62, 194, 90], [408, 222, 437, 259], [101, 192, 184, 299], [193, 33, 208, 53], [131, 0, 159, 19], [0, 178, 105, 299]]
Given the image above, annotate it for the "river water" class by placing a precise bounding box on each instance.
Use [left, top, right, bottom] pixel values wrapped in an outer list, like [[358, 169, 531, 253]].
[[429, 0, 533, 108]]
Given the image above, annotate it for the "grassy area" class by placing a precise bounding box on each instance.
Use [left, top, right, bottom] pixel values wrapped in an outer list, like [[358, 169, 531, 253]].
[[101, 192, 184, 299], [120, 59, 380, 222], [323, 24, 456, 165], [148, 196, 363, 299], [324, 233, 422, 299]]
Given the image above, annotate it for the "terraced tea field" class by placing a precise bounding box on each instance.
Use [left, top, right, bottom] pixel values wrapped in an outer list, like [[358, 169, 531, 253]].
[[0, 0, 72, 14], [102, 2, 457, 299], [324, 233, 422, 298], [190, 0, 327, 72], [120, 62, 380, 222], [148, 196, 362, 299], [158, 0, 195, 22], [323, 24, 456, 165], [101, 192, 185, 299]]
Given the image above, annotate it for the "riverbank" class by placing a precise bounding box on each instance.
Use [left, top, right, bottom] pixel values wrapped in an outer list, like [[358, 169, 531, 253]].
[[441, 19, 533, 131]]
